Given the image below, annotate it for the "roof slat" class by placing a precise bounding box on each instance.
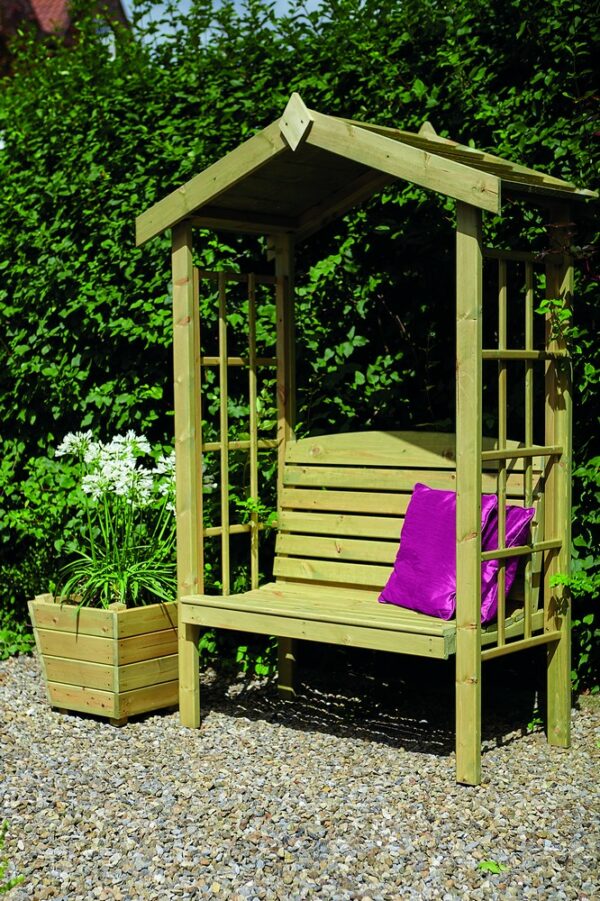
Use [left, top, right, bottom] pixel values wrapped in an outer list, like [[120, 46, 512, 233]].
[[135, 120, 288, 246], [306, 109, 501, 214]]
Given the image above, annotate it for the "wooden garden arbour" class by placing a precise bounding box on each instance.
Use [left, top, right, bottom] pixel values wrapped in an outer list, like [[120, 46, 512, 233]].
[[136, 94, 596, 784]]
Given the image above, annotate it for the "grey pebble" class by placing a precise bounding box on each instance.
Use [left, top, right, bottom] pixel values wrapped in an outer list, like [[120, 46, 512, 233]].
[[1, 654, 599, 900]]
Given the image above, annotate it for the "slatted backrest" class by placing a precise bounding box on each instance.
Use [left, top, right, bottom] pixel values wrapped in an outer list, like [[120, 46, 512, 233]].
[[274, 431, 544, 603]]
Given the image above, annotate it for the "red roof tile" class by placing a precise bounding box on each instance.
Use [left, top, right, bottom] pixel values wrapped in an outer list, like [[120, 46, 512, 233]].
[[30, 0, 69, 33]]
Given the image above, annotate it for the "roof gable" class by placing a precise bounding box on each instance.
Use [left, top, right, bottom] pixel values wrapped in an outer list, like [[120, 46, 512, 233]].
[[136, 93, 597, 246]]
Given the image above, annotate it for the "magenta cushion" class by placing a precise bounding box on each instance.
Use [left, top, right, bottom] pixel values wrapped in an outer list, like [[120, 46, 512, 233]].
[[378, 483, 498, 620], [480, 504, 535, 623]]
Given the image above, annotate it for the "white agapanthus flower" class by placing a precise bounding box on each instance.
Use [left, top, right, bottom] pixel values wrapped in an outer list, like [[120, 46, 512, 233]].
[[54, 430, 178, 607], [57, 431, 172, 510], [55, 431, 94, 457], [154, 451, 176, 478]]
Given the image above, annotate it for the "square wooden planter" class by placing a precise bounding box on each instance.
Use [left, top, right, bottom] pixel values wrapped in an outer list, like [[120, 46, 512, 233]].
[[28, 594, 178, 725]]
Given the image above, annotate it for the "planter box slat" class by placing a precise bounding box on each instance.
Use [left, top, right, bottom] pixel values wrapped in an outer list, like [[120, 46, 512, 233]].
[[47, 679, 179, 719], [118, 654, 178, 691], [118, 680, 179, 717], [43, 656, 115, 691], [116, 605, 178, 638], [36, 629, 115, 664], [29, 598, 178, 723], [47, 682, 116, 717], [28, 602, 114, 637], [117, 629, 178, 665]]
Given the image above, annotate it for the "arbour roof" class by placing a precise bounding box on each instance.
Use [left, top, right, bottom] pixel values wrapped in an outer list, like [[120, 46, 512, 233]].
[[136, 93, 597, 246]]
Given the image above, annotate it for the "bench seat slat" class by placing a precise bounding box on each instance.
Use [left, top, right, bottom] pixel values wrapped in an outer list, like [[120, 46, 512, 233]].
[[180, 584, 544, 659], [182, 583, 454, 636], [182, 600, 452, 658]]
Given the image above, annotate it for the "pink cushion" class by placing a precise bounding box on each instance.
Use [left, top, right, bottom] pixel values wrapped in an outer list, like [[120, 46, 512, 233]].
[[378, 483, 498, 620], [480, 504, 535, 623]]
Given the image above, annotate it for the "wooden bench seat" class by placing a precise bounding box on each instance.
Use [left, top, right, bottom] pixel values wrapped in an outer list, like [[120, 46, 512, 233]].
[[182, 582, 544, 661], [181, 430, 545, 723]]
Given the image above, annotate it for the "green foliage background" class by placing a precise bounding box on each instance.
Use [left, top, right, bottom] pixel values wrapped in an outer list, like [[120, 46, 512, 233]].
[[0, 0, 598, 684]]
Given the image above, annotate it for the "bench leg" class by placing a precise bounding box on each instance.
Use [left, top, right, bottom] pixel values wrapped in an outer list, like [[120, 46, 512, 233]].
[[277, 637, 297, 700], [547, 630, 571, 747], [179, 621, 201, 727], [455, 642, 481, 786]]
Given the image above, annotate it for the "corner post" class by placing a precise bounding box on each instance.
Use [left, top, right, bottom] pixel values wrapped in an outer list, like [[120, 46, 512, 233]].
[[271, 232, 297, 699], [172, 221, 203, 727], [455, 201, 483, 785], [544, 205, 573, 747]]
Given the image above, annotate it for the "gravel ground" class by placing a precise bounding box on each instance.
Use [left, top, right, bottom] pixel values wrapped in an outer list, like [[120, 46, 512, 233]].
[[1, 650, 598, 900]]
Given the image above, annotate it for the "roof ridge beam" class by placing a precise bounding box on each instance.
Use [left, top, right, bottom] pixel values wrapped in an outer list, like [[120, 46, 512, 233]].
[[280, 92, 314, 151], [306, 110, 501, 214]]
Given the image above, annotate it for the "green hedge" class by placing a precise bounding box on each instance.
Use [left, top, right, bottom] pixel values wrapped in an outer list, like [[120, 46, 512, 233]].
[[0, 0, 597, 684]]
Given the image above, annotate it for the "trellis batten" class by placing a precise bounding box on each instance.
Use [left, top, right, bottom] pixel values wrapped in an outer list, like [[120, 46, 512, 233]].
[[136, 93, 593, 784]]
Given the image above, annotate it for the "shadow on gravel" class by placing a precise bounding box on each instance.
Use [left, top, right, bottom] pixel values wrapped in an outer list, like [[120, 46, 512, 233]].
[[198, 642, 546, 758]]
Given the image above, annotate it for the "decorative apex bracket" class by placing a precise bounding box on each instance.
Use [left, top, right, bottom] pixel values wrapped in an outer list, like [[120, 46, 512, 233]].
[[280, 92, 314, 151], [419, 120, 438, 137]]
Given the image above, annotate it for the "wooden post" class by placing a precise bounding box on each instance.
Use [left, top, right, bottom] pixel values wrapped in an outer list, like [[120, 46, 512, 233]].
[[455, 202, 483, 785], [544, 205, 573, 748], [272, 233, 297, 699], [172, 222, 203, 728]]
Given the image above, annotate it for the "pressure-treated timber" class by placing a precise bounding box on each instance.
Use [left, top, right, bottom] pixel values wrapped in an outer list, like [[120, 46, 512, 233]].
[[337, 116, 595, 195], [545, 206, 573, 748], [181, 430, 547, 748], [28, 598, 178, 721], [248, 273, 260, 590], [496, 259, 508, 647], [481, 349, 567, 361], [138, 94, 594, 787], [218, 273, 231, 596], [524, 262, 535, 638], [172, 223, 201, 728], [284, 464, 528, 495], [136, 121, 288, 245], [190, 209, 297, 235], [196, 270, 278, 285], [272, 232, 298, 698], [481, 539, 561, 561], [201, 356, 277, 367], [295, 170, 394, 242], [455, 202, 483, 786], [305, 110, 501, 213], [202, 438, 278, 453], [137, 95, 596, 251], [481, 631, 562, 661], [279, 92, 314, 151]]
